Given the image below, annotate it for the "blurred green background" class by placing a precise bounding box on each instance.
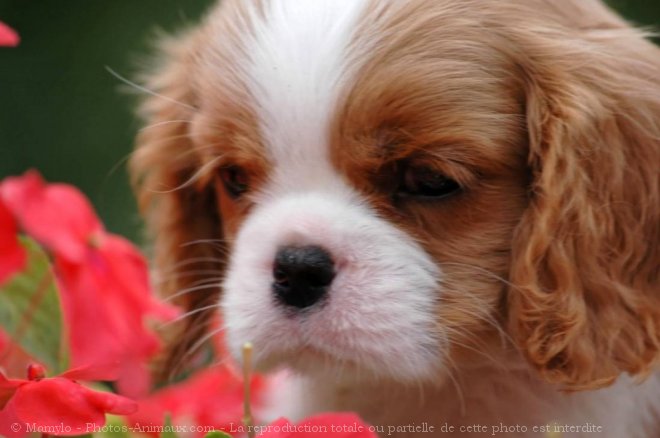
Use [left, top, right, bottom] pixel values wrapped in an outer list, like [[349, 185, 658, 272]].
[[0, 1, 658, 243], [0, 0, 214, 242]]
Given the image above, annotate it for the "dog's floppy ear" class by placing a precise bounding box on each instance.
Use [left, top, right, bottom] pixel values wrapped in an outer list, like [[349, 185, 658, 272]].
[[129, 31, 225, 380], [508, 25, 660, 390]]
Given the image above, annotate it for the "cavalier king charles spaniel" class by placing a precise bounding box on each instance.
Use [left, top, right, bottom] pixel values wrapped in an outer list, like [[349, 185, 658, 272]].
[[130, 0, 659, 436]]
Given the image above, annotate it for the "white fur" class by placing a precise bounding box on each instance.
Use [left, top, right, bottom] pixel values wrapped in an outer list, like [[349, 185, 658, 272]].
[[222, 192, 442, 381], [244, 0, 366, 179]]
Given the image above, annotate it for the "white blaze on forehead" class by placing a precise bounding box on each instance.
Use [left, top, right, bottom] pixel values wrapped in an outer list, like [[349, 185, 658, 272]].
[[242, 0, 369, 189]]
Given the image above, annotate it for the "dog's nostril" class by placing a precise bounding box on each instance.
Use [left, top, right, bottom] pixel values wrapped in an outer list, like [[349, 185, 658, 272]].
[[272, 245, 335, 309], [273, 268, 289, 285]]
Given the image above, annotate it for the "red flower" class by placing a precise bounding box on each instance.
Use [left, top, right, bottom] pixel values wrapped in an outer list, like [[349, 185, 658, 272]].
[[0, 197, 25, 285], [257, 414, 378, 438], [0, 22, 19, 47], [126, 364, 267, 437], [0, 171, 179, 397], [54, 234, 178, 397], [0, 363, 137, 437], [1, 171, 103, 263]]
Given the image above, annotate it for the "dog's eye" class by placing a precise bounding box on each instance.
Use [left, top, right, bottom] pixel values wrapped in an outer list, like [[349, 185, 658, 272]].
[[398, 165, 461, 199], [219, 166, 249, 199]]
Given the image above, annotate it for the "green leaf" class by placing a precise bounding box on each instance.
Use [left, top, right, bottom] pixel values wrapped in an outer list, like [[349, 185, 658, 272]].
[[0, 238, 68, 374], [204, 432, 233, 438], [161, 414, 180, 438], [93, 415, 130, 438]]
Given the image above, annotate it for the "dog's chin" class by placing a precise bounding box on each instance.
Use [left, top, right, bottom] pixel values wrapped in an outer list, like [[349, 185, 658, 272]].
[[250, 346, 365, 379], [225, 327, 445, 385]]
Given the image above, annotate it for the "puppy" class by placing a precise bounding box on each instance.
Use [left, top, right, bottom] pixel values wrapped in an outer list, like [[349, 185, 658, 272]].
[[130, 0, 660, 436]]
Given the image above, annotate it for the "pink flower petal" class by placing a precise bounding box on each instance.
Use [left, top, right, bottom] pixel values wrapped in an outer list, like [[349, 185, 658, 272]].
[[101, 235, 180, 321], [60, 361, 121, 382], [258, 418, 293, 438], [12, 378, 137, 436], [0, 372, 23, 410], [0, 397, 28, 438], [0, 22, 19, 47], [54, 237, 177, 398], [127, 365, 267, 437], [1, 170, 104, 263], [55, 256, 143, 391], [0, 197, 26, 285]]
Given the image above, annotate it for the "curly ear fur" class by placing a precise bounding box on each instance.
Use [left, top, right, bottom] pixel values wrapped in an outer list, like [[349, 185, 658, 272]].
[[129, 31, 224, 381], [508, 19, 660, 389]]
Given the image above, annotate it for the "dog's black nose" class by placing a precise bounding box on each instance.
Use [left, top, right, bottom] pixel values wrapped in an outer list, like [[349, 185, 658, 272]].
[[272, 245, 335, 309]]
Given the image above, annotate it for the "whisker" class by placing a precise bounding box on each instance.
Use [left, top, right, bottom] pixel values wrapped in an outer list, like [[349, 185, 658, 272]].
[[207, 356, 231, 370], [445, 302, 514, 348], [440, 261, 523, 293], [179, 239, 229, 255], [105, 66, 196, 111], [104, 133, 199, 180], [443, 326, 506, 370], [159, 303, 221, 328], [165, 319, 225, 382], [153, 269, 224, 285], [441, 352, 466, 415], [438, 261, 524, 347], [165, 282, 222, 303], [138, 119, 194, 132], [148, 155, 224, 194], [157, 256, 227, 275], [180, 238, 226, 247], [173, 326, 226, 374], [105, 152, 133, 180], [187, 276, 225, 287]]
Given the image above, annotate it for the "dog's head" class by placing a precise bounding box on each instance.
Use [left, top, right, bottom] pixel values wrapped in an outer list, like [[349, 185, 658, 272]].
[[131, 0, 659, 390]]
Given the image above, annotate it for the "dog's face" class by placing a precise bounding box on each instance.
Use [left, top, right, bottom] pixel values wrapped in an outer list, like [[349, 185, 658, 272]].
[[207, 0, 529, 383], [132, 0, 659, 389]]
